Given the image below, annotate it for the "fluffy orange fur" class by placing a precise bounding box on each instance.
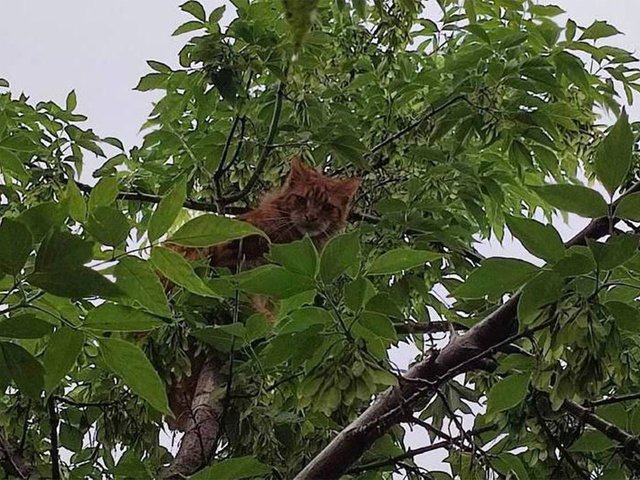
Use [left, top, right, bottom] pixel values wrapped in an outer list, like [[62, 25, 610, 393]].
[[171, 156, 361, 270]]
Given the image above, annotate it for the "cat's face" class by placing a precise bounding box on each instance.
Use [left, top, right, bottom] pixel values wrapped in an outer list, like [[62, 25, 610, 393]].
[[276, 157, 361, 238]]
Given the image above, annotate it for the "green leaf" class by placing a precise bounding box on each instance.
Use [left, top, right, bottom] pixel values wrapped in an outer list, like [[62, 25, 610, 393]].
[[269, 236, 318, 277], [615, 193, 640, 221], [486, 373, 529, 414], [150, 247, 219, 298], [493, 453, 530, 480], [518, 272, 563, 324], [0, 314, 54, 339], [28, 267, 120, 299], [553, 249, 596, 277], [147, 60, 172, 73], [43, 328, 84, 392], [172, 20, 205, 36], [65, 180, 87, 221], [66, 90, 77, 111], [533, 184, 608, 218], [368, 248, 441, 275], [84, 304, 166, 331], [359, 312, 397, 341], [594, 110, 634, 195], [17, 202, 66, 241], [279, 307, 332, 334], [0, 218, 33, 275], [320, 231, 360, 282], [239, 265, 315, 299], [455, 258, 539, 299], [0, 78, 8, 88], [191, 456, 271, 480], [86, 206, 130, 247], [0, 342, 45, 399], [98, 337, 171, 415], [180, 0, 206, 21], [569, 429, 614, 452], [134, 72, 168, 91], [589, 234, 639, 270], [580, 20, 622, 41], [88, 176, 119, 211], [0, 148, 29, 181], [344, 277, 377, 312], [115, 257, 171, 317], [169, 214, 266, 247], [606, 302, 640, 333], [148, 178, 187, 242], [34, 230, 93, 272], [506, 215, 565, 262]]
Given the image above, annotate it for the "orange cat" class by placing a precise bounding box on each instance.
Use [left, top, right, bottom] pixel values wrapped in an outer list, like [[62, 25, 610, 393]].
[[171, 155, 361, 270], [165, 156, 360, 431]]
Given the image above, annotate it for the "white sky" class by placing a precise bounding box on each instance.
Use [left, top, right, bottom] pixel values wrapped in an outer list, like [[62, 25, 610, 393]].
[[2, 0, 639, 475]]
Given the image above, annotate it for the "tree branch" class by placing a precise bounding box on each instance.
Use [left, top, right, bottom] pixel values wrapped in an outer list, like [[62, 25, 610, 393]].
[[586, 392, 640, 408], [47, 396, 61, 480], [366, 95, 466, 159], [220, 82, 285, 205], [564, 400, 640, 458], [293, 184, 640, 479], [162, 357, 223, 479]]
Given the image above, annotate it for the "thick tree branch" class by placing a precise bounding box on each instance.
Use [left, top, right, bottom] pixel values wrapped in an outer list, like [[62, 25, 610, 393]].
[[294, 185, 640, 479], [564, 400, 640, 457], [162, 358, 223, 479]]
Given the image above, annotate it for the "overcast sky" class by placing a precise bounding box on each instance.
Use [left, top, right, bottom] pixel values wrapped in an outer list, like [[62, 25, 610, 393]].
[[2, 0, 639, 473]]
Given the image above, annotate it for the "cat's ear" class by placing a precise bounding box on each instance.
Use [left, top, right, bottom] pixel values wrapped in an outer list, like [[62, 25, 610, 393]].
[[288, 155, 312, 184], [334, 177, 362, 200]]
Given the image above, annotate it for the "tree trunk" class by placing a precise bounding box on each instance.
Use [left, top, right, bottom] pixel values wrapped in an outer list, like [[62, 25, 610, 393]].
[[162, 357, 223, 479]]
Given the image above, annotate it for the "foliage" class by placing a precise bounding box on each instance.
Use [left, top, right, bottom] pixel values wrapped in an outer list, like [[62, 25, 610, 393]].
[[1, 0, 640, 478]]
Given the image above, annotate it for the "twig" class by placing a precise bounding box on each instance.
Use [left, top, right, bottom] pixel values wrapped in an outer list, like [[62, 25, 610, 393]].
[[47, 397, 61, 480], [213, 114, 241, 203], [367, 95, 466, 158], [586, 392, 640, 408], [220, 82, 285, 205], [346, 440, 451, 474], [53, 395, 119, 409]]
